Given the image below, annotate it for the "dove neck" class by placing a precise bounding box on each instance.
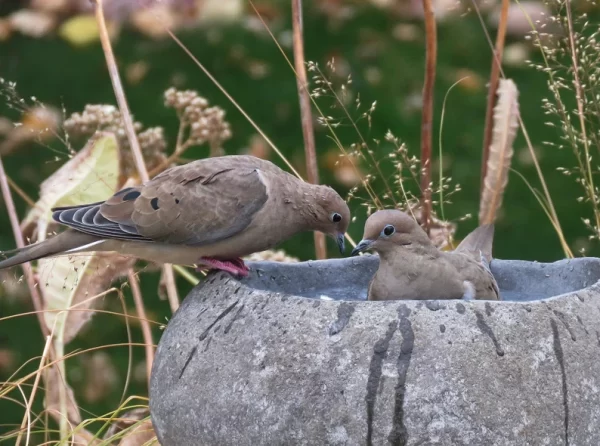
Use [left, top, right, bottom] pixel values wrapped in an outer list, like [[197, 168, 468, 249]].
[[295, 183, 331, 229], [378, 241, 440, 263]]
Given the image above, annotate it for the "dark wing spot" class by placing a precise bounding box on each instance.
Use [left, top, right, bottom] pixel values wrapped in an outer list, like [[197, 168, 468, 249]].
[[150, 197, 159, 210], [123, 190, 141, 201]]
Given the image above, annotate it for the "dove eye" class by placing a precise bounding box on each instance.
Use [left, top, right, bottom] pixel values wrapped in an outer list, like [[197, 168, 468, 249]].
[[382, 224, 395, 237], [331, 213, 342, 223]]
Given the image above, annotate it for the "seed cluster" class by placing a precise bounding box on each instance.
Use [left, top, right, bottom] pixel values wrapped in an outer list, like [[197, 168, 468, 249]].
[[164, 88, 231, 156]]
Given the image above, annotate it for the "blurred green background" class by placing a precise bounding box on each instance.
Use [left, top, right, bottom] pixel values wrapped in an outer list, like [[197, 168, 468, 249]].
[[0, 0, 596, 438]]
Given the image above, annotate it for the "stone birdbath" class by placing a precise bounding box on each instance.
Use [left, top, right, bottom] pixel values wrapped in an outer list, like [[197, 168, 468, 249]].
[[150, 256, 600, 445]]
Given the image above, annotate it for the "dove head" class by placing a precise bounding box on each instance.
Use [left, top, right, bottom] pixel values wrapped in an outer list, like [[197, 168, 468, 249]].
[[308, 185, 350, 254], [351, 209, 431, 257]]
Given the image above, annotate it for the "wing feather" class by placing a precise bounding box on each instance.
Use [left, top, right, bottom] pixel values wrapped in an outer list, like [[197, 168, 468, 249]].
[[51, 156, 271, 246]]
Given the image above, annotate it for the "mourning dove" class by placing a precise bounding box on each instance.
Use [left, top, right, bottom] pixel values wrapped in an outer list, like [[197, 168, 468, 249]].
[[0, 155, 350, 276], [351, 210, 500, 301]]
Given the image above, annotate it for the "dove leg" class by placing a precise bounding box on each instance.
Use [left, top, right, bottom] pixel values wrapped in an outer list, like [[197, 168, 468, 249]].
[[196, 257, 250, 277]]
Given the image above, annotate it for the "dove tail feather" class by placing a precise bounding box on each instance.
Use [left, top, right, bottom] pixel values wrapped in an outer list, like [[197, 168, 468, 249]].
[[0, 230, 100, 270], [454, 224, 495, 263]]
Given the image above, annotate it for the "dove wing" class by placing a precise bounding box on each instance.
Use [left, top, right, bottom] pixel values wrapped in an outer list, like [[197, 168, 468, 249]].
[[52, 157, 269, 246]]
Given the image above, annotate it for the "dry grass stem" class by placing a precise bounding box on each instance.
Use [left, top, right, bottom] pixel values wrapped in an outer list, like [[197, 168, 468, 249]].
[[127, 271, 154, 386], [165, 29, 302, 179], [470, 0, 572, 257], [0, 154, 47, 336], [6, 174, 36, 208], [420, 0, 437, 234], [161, 265, 180, 312], [93, 0, 148, 183], [481, 0, 509, 194], [14, 332, 53, 446], [291, 0, 326, 259]]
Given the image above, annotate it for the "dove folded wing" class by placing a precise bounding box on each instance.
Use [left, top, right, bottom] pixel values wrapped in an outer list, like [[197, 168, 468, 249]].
[[52, 160, 269, 247]]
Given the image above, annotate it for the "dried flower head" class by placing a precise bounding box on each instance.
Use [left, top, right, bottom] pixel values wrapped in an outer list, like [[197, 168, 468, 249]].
[[164, 87, 231, 156], [63, 104, 167, 181]]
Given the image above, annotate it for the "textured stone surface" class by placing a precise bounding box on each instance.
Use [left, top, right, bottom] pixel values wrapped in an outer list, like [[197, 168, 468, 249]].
[[150, 257, 600, 445]]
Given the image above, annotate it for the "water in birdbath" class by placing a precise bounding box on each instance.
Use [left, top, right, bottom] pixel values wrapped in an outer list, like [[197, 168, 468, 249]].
[[243, 256, 600, 303]]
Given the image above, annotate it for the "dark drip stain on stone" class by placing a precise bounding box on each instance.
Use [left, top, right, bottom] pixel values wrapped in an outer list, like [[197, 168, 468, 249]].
[[475, 311, 505, 356], [552, 310, 577, 341], [425, 301, 445, 311], [328, 303, 356, 336], [224, 304, 245, 334], [551, 319, 570, 446], [456, 303, 466, 314], [576, 293, 585, 303], [259, 299, 270, 310], [198, 300, 239, 341], [485, 302, 494, 317], [179, 346, 197, 379], [196, 307, 208, 320], [202, 336, 212, 352], [575, 315, 589, 335], [365, 320, 398, 446], [388, 305, 415, 446], [439, 324, 446, 333]]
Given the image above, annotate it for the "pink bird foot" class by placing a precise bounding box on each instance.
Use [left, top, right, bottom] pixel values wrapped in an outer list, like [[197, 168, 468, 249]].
[[196, 257, 250, 277]]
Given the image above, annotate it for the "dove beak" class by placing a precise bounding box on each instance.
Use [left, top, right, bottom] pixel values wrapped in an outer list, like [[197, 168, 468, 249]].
[[351, 239, 374, 256], [336, 233, 346, 255]]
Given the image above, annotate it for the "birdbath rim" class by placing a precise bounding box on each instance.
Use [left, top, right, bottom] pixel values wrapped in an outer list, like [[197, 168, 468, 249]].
[[231, 255, 600, 303]]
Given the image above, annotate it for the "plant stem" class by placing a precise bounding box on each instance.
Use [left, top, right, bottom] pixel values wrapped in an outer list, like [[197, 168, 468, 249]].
[[166, 29, 303, 180], [564, 0, 599, 235], [0, 155, 47, 336], [291, 0, 326, 259], [15, 333, 53, 446], [481, 0, 509, 199], [93, 0, 163, 387], [420, 0, 437, 234], [162, 265, 179, 312], [93, 0, 148, 183], [128, 271, 154, 386]]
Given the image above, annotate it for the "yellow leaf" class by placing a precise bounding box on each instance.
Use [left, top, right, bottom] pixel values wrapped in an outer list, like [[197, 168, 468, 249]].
[[59, 14, 100, 46]]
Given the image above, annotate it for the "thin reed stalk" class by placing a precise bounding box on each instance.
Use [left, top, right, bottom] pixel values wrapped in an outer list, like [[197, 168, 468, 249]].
[[291, 0, 326, 259]]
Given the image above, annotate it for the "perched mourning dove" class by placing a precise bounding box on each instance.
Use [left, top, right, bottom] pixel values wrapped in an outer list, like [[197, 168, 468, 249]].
[[351, 210, 500, 301], [0, 155, 350, 276]]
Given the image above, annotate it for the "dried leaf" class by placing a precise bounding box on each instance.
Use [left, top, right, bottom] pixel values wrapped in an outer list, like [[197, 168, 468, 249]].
[[104, 408, 154, 444], [22, 131, 123, 342], [22, 131, 119, 240], [479, 79, 519, 225], [44, 364, 100, 445], [118, 420, 156, 446], [40, 253, 134, 344], [44, 364, 81, 425]]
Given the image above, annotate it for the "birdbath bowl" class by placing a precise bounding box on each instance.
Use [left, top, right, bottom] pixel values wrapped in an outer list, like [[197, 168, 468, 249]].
[[150, 256, 600, 445]]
